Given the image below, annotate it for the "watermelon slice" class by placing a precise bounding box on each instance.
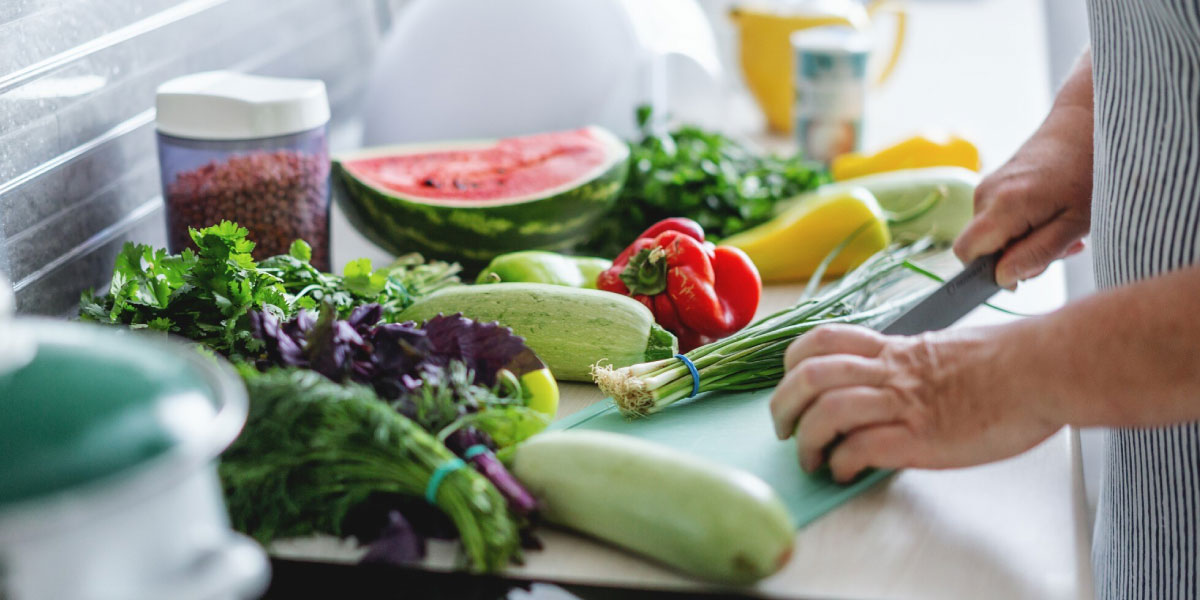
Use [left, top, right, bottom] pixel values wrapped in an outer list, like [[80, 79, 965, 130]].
[[333, 127, 629, 267]]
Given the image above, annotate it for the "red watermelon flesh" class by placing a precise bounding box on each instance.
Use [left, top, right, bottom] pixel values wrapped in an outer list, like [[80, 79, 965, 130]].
[[342, 128, 611, 202]]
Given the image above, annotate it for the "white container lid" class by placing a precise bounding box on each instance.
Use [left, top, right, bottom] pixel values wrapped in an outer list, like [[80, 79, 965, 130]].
[[155, 71, 330, 140], [790, 26, 873, 55]]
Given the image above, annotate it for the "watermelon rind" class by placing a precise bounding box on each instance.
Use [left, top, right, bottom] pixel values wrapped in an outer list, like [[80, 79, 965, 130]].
[[333, 126, 629, 268]]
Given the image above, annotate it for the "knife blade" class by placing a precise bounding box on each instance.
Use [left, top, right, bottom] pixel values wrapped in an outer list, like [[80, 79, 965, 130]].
[[881, 252, 1002, 336]]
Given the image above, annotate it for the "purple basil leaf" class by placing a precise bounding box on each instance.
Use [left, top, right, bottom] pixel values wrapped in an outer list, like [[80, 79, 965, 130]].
[[365, 322, 430, 398], [305, 309, 368, 381], [285, 309, 317, 341], [369, 323, 429, 373], [421, 314, 528, 386], [360, 511, 426, 566], [248, 310, 308, 368], [347, 303, 383, 332]]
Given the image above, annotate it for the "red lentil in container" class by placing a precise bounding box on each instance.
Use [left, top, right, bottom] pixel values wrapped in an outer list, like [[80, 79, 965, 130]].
[[165, 149, 330, 269], [155, 71, 332, 269]]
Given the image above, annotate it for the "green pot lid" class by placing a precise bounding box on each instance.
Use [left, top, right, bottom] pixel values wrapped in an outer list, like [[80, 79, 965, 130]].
[[0, 320, 246, 508]]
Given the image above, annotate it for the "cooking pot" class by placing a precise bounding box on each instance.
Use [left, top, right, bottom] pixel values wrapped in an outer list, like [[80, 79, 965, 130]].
[[0, 279, 269, 600]]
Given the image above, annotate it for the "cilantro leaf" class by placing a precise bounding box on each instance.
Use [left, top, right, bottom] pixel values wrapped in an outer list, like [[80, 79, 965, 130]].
[[343, 258, 390, 298], [289, 239, 313, 262]]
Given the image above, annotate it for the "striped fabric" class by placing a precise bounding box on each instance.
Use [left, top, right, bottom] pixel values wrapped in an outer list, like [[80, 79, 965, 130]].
[[1087, 0, 1200, 597]]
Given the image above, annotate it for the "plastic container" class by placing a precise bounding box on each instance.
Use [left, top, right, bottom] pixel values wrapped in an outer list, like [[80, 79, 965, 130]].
[[156, 71, 332, 270], [791, 26, 872, 164]]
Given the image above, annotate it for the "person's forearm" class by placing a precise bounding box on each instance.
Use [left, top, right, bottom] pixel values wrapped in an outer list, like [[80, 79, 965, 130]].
[[1052, 48, 1093, 114], [1026, 49, 1093, 158], [1025, 49, 1094, 159], [953, 49, 1095, 281], [995, 264, 1200, 427]]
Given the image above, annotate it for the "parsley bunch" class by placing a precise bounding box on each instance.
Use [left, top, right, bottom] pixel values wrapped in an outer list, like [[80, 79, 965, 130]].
[[79, 221, 460, 358]]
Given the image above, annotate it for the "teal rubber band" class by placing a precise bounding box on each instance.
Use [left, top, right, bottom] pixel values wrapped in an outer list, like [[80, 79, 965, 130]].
[[462, 444, 489, 460], [675, 354, 700, 398], [425, 458, 466, 504]]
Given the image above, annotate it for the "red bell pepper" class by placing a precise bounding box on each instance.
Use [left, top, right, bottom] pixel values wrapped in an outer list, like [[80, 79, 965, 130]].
[[597, 218, 761, 351]]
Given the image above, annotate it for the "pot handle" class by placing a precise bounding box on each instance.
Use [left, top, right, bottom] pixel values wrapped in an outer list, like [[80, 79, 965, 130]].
[[135, 533, 271, 600], [865, 0, 907, 86]]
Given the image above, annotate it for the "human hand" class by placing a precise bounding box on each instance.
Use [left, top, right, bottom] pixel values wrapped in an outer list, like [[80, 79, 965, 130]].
[[953, 109, 1093, 289], [768, 324, 1062, 482]]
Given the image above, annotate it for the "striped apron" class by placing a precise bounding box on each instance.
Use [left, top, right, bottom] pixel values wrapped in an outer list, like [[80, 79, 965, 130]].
[[1087, 0, 1200, 597]]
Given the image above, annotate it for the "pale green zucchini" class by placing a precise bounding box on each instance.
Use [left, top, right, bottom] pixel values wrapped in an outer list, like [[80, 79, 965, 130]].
[[397, 283, 677, 381], [509, 430, 795, 584]]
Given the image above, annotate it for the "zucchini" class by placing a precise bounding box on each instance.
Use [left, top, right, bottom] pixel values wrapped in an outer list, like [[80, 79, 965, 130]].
[[397, 283, 677, 381], [509, 431, 795, 584], [777, 166, 978, 244]]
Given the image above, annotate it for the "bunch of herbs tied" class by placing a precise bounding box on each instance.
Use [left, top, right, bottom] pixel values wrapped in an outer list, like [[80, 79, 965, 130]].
[[584, 106, 828, 256], [79, 222, 542, 572]]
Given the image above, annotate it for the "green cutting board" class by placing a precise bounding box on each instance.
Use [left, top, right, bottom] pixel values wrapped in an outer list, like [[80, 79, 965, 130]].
[[551, 388, 891, 529]]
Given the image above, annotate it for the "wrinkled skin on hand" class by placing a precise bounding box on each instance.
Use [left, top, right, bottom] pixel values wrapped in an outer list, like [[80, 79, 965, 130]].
[[768, 324, 1061, 482], [953, 72, 1094, 289], [773, 52, 1095, 481]]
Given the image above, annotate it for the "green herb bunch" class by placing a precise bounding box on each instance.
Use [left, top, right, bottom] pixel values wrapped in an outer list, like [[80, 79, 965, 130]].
[[79, 221, 460, 357], [222, 367, 522, 572], [259, 245, 460, 322], [79, 222, 292, 356], [584, 107, 828, 256]]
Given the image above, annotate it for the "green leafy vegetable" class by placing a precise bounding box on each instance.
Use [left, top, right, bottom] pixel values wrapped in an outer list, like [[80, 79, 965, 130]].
[[221, 367, 522, 572], [79, 224, 537, 571], [258, 245, 460, 322], [342, 258, 390, 297], [440, 405, 551, 449], [583, 107, 829, 255], [391, 360, 547, 448], [80, 222, 461, 357], [289, 239, 312, 262], [81, 222, 291, 356]]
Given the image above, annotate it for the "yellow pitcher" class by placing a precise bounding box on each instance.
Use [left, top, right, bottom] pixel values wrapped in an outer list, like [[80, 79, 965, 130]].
[[730, 0, 907, 133]]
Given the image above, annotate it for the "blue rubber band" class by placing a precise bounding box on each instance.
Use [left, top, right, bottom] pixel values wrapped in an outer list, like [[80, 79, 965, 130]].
[[462, 444, 489, 460], [425, 458, 466, 504], [675, 353, 700, 398]]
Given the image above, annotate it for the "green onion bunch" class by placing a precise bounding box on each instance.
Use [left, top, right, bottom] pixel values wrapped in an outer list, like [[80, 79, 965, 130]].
[[593, 241, 939, 416]]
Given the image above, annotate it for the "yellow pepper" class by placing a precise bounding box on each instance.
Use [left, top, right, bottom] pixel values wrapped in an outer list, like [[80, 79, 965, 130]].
[[831, 134, 981, 181], [722, 187, 891, 283], [519, 367, 559, 420]]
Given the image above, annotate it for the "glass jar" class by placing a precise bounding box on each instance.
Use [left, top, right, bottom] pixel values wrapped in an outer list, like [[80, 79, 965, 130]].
[[791, 26, 871, 165], [155, 71, 332, 270]]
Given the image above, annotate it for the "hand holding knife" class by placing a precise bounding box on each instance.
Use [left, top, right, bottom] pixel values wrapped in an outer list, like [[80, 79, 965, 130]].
[[770, 252, 1007, 481]]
